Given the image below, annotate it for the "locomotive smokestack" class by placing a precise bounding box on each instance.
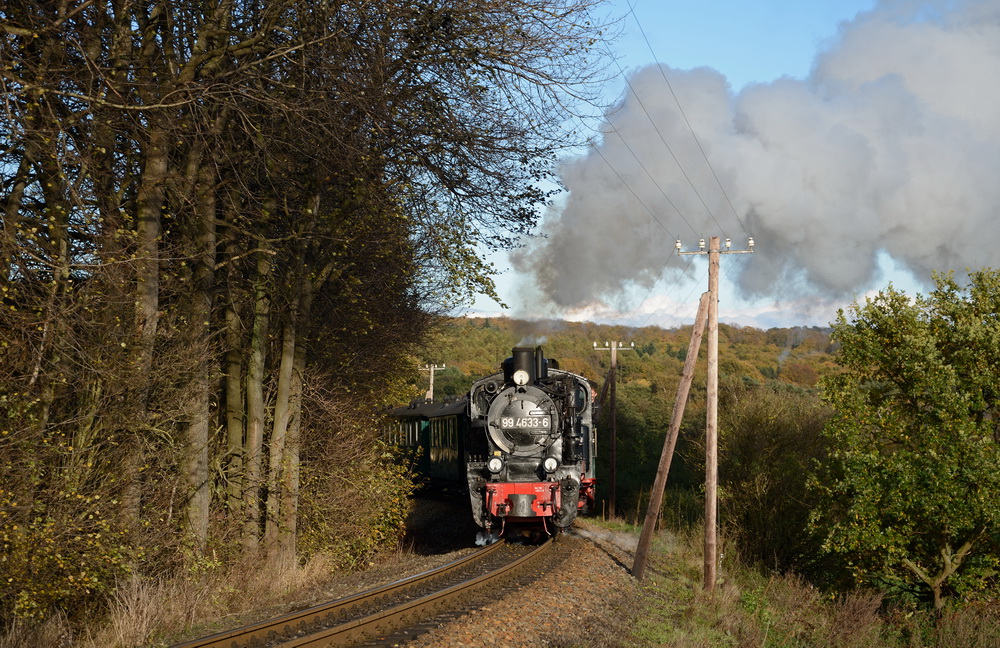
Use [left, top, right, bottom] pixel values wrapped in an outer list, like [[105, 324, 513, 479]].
[[535, 346, 548, 380]]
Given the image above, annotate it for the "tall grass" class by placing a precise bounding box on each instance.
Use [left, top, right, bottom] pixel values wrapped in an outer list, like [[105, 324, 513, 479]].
[[586, 519, 1000, 648], [0, 552, 332, 648]]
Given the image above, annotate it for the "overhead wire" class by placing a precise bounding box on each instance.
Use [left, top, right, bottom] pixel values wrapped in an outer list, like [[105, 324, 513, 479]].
[[626, 252, 704, 329], [573, 2, 757, 330], [583, 70, 702, 328], [578, 112, 696, 327], [626, 1, 751, 238], [592, 117, 699, 238], [610, 55, 730, 238], [587, 137, 677, 240], [577, 115, 704, 329]]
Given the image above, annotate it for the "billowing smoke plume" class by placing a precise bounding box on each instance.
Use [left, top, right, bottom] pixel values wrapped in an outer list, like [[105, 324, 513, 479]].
[[513, 0, 1000, 309]]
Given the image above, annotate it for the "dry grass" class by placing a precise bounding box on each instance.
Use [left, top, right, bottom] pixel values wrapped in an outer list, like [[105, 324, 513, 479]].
[[631, 552, 890, 648], [0, 552, 334, 648], [1, 499, 474, 648], [584, 518, 999, 648], [0, 532, 463, 648], [895, 601, 1000, 648], [0, 610, 73, 648], [90, 552, 333, 648]]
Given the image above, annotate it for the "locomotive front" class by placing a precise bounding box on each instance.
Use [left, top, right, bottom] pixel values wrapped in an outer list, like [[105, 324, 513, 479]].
[[466, 346, 596, 534]]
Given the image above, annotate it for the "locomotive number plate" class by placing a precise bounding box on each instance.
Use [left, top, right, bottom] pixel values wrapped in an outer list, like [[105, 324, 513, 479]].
[[500, 416, 550, 429]]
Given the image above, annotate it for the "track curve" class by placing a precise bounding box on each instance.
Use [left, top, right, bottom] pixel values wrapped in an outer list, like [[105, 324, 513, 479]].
[[170, 538, 551, 648]]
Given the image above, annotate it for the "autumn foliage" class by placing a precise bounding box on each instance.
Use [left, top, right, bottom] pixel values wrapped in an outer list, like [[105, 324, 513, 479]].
[[1, 0, 614, 632]]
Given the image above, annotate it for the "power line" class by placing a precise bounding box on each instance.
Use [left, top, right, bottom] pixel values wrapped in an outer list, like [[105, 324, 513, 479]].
[[570, 5, 760, 330], [611, 55, 730, 237], [637, 260, 708, 329], [598, 119, 700, 238], [626, 2, 751, 237], [588, 140, 677, 239], [621, 251, 698, 329]]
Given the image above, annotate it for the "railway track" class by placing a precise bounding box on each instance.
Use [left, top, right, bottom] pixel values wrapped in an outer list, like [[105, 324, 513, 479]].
[[170, 538, 552, 648]]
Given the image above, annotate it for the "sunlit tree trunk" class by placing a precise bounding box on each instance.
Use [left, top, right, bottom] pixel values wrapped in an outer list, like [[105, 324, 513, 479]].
[[244, 247, 272, 550], [279, 339, 306, 558]]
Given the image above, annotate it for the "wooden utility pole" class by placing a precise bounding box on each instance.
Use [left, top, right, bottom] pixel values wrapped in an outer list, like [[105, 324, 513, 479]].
[[705, 238, 720, 591], [632, 291, 711, 580], [594, 340, 634, 518], [677, 236, 754, 591], [421, 364, 446, 401]]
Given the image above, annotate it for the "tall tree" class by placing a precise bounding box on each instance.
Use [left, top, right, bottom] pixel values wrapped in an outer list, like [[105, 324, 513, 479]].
[[812, 271, 1000, 611], [1, 0, 615, 620]]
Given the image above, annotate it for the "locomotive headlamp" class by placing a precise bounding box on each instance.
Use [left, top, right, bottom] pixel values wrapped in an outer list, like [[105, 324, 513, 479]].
[[542, 457, 558, 473], [512, 369, 530, 386], [487, 456, 504, 473]]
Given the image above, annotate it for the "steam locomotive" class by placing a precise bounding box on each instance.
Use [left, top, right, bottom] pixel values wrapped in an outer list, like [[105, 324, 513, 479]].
[[387, 346, 597, 536]]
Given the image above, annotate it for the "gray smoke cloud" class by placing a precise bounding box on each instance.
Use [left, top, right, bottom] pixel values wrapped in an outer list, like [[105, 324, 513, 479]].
[[513, 0, 1000, 309]]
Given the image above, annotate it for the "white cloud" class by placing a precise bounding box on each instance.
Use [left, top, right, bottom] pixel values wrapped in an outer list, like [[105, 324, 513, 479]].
[[511, 0, 1000, 320]]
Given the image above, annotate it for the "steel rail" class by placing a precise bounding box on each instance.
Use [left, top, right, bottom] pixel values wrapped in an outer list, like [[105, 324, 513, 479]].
[[171, 540, 509, 648], [283, 538, 551, 647]]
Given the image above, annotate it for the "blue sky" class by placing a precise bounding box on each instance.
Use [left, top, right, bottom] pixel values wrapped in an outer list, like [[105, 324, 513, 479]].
[[465, 0, 994, 330], [611, 0, 876, 91]]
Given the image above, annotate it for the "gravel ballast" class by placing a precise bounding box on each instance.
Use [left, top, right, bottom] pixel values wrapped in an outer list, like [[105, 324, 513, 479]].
[[400, 519, 641, 648]]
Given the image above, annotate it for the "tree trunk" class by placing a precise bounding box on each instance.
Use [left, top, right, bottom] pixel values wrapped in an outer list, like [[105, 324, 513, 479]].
[[122, 125, 167, 528], [902, 532, 980, 612], [181, 161, 217, 552], [223, 188, 247, 517], [244, 248, 272, 551], [279, 339, 306, 559], [225, 292, 246, 516], [265, 311, 297, 557], [1, 156, 31, 284]]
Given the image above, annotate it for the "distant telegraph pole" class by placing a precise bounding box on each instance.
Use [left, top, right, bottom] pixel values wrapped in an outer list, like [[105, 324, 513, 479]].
[[421, 364, 446, 401], [594, 340, 634, 518], [678, 236, 753, 591]]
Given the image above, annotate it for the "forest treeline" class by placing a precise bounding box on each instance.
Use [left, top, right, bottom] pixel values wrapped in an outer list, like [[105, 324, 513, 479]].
[[420, 315, 837, 398], [420, 293, 1000, 614], [416, 315, 840, 564], [0, 0, 614, 629]]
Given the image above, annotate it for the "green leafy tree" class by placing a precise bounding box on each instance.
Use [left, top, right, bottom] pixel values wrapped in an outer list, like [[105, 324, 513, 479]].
[[812, 271, 1000, 610]]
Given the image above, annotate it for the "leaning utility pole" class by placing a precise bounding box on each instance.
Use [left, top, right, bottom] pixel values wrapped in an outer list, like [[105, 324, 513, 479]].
[[594, 340, 634, 518], [421, 364, 446, 401], [677, 236, 753, 591], [632, 291, 711, 580]]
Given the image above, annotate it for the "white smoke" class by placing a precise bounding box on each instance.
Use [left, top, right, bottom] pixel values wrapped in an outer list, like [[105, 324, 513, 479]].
[[513, 0, 1000, 309]]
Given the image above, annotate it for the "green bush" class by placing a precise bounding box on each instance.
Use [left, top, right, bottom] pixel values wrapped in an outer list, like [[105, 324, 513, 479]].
[[717, 382, 831, 572], [1, 489, 131, 620], [298, 434, 414, 568]]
